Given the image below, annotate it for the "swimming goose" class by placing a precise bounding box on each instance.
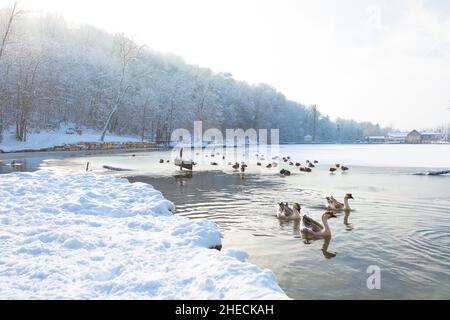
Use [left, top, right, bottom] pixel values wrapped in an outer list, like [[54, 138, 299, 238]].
[[326, 194, 354, 211], [300, 210, 337, 238], [277, 202, 301, 220]]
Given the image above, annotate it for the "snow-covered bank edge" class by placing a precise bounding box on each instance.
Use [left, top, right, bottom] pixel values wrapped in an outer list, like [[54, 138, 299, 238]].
[[0, 127, 146, 153], [0, 170, 289, 300]]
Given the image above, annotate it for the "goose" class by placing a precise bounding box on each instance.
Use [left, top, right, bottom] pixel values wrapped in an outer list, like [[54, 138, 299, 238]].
[[326, 194, 354, 211], [300, 210, 337, 238], [276, 202, 301, 220]]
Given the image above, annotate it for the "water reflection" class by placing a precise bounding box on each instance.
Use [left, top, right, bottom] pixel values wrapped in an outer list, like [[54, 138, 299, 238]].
[[0, 158, 42, 173], [343, 210, 353, 231]]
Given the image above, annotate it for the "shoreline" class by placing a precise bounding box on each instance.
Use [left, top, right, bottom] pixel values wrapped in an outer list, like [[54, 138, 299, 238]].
[[0, 169, 289, 299]]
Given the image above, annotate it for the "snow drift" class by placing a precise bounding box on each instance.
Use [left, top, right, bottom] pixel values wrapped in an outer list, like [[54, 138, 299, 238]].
[[0, 170, 288, 299]]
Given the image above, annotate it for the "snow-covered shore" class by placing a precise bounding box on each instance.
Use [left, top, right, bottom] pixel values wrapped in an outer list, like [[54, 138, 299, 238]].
[[0, 127, 142, 152], [0, 170, 288, 299]]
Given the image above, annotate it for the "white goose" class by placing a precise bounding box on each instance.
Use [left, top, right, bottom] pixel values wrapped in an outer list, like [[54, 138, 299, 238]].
[[300, 210, 337, 238]]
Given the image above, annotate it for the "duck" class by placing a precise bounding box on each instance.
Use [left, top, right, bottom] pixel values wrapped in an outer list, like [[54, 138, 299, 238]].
[[295, 162, 301, 167], [314, 160, 319, 164], [300, 210, 337, 238], [276, 202, 301, 220], [159, 159, 164, 164], [326, 194, 354, 211], [257, 162, 262, 166], [289, 162, 294, 166], [240, 164, 246, 173], [341, 166, 349, 172], [280, 169, 291, 176], [266, 163, 272, 169], [329, 167, 337, 173], [210, 162, 218, 166], [335, 164, 341, 168], [308, 162, 315, 168], [232, 162, 240, 170]]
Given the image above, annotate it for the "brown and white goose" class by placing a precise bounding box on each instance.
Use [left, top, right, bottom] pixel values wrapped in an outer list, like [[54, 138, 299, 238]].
[[326, 194, 354, 211], [300, 210, 337, 238]]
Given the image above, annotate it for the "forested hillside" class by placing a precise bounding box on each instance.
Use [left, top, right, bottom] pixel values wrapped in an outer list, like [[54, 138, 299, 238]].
[[0, 4, 390, 144]]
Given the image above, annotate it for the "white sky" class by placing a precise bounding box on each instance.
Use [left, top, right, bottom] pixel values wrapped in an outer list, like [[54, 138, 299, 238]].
[[7, 0, 450, 130]]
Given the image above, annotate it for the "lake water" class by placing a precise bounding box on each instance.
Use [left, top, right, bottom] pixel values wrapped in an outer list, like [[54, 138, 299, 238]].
[[2, 144, 450, 299]]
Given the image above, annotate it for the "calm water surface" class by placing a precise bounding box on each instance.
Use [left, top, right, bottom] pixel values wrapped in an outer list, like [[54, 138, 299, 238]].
[[2, 144, 450, 299]]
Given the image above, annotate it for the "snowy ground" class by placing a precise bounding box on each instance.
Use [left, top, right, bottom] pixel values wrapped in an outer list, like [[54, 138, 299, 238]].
[[0, 126, 141, 152], [0, 170, 288, 299]]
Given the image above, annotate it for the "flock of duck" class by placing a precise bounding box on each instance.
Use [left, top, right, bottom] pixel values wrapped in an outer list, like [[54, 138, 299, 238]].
[[277, 193, 354, 239], [159, 150, 354, 241]]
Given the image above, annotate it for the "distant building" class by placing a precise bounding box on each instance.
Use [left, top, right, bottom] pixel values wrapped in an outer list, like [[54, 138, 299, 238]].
[[420, 132, 441, 143], [406, 130, 422, 144], [365, 136, 386, 143], [304, 134, 313, 143], [386, 132, 408, 143]]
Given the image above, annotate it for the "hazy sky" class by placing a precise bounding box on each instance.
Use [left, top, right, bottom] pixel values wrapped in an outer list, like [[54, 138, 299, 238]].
[[9, 0, 450, 130]]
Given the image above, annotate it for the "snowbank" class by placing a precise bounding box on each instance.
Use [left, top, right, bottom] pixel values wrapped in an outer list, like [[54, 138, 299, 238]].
[[0, 126, 141, 152], [0, 170, 288, 299]]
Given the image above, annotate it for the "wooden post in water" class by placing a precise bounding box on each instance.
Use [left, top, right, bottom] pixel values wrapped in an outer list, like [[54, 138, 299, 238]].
[[180, 148, 183, 171], [86, 162, 90, 172]]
